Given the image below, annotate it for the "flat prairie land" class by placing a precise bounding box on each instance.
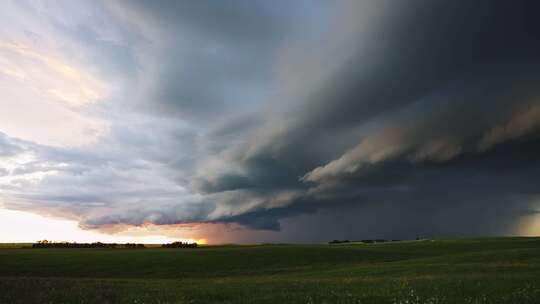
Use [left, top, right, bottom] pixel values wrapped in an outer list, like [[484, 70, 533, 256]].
[[1, 237, 540, 303]]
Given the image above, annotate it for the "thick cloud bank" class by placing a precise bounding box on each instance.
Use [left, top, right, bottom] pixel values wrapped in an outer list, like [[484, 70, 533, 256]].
[[2, 1, 540, 242]]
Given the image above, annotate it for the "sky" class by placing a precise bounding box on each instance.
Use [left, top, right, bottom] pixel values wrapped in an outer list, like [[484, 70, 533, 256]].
[[1, 0, 540, 244]]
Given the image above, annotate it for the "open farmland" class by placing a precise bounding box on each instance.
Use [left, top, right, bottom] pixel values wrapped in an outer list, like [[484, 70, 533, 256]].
[[1, 237, 540, 303]]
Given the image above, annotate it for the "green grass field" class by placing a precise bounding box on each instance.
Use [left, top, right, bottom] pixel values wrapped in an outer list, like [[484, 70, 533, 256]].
[[1, 237, 540, 303]]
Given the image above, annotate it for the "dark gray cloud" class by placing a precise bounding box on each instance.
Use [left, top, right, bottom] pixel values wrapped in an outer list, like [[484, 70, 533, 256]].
[[111, 0, 321, 121], [189, 1, 540, 236]]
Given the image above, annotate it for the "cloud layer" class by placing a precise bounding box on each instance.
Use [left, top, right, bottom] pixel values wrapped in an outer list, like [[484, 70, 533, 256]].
[[2, 0, 540, 242]]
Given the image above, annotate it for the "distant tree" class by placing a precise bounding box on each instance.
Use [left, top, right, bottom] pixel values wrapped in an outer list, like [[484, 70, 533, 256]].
[[329, 240, 350, 244], [162, 241, 198, 249]]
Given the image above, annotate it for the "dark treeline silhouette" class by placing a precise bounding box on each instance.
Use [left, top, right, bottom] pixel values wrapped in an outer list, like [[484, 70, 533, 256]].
[[161, 241, 197, 248], [360, 239, 400, 244], [329, 239, 401, 244], [329, 240, 350, 244], [124, 243, 146, 249], [31, 240, 145, 249]]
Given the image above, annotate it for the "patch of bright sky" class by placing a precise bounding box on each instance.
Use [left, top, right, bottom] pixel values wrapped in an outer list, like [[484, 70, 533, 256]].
[[0, 208, 203, 244], [0, 0, 112, 147], [0, 41, 108, 147], [519, 201, 540, 236], [0, 42, 104, 106]]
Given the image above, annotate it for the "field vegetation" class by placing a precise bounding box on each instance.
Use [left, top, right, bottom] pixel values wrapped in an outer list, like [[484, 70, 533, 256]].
[[1, 237, 539, 303]]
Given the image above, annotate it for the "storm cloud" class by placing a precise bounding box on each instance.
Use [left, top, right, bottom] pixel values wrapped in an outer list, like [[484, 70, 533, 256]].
[[1, 0, 540, 242]]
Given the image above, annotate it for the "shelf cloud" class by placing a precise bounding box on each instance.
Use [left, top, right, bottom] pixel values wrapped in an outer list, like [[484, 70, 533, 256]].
[[1, 0, 540, 242]]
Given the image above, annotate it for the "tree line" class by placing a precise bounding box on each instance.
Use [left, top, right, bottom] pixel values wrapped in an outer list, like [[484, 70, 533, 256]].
[[161, 241, 198, 248], [329, 239, 401, 244], [32, 240, 146, 248], [31, 240, 198, 249]]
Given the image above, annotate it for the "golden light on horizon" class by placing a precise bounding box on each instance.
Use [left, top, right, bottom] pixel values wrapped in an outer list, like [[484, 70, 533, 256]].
[[520, 208, 540, 237], [0, 208, 205, 244]]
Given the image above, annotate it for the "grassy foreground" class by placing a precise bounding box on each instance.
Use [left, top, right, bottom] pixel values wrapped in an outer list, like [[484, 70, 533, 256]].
[[1, 237, 540, 303]]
